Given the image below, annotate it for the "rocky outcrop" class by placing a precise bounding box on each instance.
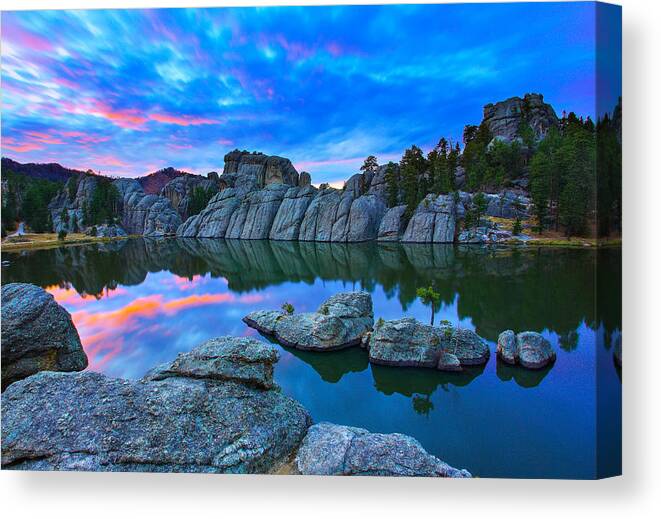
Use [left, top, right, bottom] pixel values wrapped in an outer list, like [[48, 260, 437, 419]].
[[243, 292, 374, 351], [377, 205, 408, 241], [160, 175, 218, 220], [1, 336, 311, 473], [223, 150, 300, 188], [137, 167, 190, 195], [401, 194, 457, 243], [113, 179, 181, 236], [295, 422, 471, 477], [1, 283, 87, 391], [48, 174, 99, 233], [497, 330, 555, 369], [484, 190, 530, 219], [482, 93, 559, 143], [366, 317, 489, 371]]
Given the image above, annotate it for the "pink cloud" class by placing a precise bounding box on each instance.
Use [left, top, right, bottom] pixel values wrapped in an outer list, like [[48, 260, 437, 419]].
[[218, 138, 234, 146], [149, 112, 220, 126], [2, 137, 43, 153], [2, 23, 53, 53]]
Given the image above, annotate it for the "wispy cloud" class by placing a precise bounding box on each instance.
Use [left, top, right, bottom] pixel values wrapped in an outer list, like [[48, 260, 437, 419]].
[[1, 3, 618, 182]]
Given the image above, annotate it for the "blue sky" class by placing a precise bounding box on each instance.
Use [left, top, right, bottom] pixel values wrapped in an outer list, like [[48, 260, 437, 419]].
[[1, 3, 621, 185]]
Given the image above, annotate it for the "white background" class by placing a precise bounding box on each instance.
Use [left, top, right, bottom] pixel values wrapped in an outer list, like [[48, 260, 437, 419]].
[[1, 1, 659, 517]]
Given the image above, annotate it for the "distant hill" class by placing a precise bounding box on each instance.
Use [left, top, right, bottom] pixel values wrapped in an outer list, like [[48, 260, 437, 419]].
[[1, 157, 86, 183], [2, 159, 201, 194], [137, 167, 196, 194]]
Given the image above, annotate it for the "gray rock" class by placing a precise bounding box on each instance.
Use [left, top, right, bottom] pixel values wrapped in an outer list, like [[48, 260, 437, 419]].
[[1, 339, 311, 473], [377, 205, 408, 241], [345, 195, 387, 242], [497, 330, 555, 369], [160, 175, 217, 220], [48, 174, 99, 233], [401, 194, 456, 243], [222, 150, 299, 187], [177, 188, 240, 238], [482, 93, 559, 142], [1, 283, 87, 391], [113, 179, 181, 236], [243, 292, 374, 351], [270, 186, 317, 240], [367, 317, 489, 371], [295, 422, 471, 477], [299, 171, 312, 187], [298, 187, 342, 241], [143, 336, 279, 389], [484, 190, 530, 219], [238, 184, 290, 239], [86, 223, 128, 238]]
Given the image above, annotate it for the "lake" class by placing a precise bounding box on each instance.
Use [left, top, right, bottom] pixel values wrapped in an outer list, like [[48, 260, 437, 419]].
[[1, 238, 622, 479]]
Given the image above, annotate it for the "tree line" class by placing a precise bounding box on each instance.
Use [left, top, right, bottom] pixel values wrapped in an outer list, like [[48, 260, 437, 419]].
[[359, 99, 621, 237]]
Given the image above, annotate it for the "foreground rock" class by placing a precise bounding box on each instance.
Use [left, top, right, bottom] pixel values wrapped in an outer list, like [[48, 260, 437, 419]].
[[243, 292, 374, 351], [295, 422, 471, 477], [497, 330, 555, 369], [144, 336, 278, 389], [1, 336, 311, 473], [366, 317, 489, 371], [1, 283, 88, 391]]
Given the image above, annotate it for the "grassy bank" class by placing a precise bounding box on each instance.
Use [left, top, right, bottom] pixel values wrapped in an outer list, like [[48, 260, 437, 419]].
[[1, 232, 134, 252]]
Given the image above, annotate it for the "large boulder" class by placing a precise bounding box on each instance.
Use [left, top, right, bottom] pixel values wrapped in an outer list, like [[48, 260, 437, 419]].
[[243, 292, 374, 351], [144, 336, 279, 389], [497, 330, 555, 369], [484, 190, 530, 219], [1, 336, 311, 473], [1, 283, 88, 391], [294, 422, 471, 477], [401, 194, 457, 243], [367, 317, 489, 371]]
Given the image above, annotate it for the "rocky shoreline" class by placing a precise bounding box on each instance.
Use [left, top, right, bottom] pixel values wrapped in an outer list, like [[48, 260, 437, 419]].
[[1, 283, 558, 476]]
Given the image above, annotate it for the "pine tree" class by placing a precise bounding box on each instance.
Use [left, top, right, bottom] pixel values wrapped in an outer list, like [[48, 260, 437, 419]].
[[384, 162, 399, 208], [360, 155, 378, 177]]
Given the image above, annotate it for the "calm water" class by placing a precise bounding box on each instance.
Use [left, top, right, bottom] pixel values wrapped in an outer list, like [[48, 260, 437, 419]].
[[1, 238, 622, 479]]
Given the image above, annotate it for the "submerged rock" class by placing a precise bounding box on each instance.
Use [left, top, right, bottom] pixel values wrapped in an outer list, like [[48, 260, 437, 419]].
[[367, 317, 489, 371], [1, 337, 311, 473], [497, 330, 555, 369], [243, 292, 374, 351], [1, 283, 88, 391], [294, 422, 471, 477]]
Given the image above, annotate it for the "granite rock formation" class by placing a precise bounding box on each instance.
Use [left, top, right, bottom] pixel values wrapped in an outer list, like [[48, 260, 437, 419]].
[[113, 178, 181, 236], [366, 317, 489, 371], [243, 291, 374, 351], [482, 93, 559, 143], [497, 330, 556, 369], [1, 283, 87, 391], [160, 174, 218, 220], [1, 336, 311, 473], [295, 422, 471, 477]]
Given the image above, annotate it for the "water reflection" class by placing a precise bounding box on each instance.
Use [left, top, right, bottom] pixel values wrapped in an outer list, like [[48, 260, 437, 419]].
[[1, 238, 621, 478], [1, 238, 621, 344]]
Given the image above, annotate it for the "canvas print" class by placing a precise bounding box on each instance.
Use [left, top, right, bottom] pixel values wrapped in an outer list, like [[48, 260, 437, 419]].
[[0, 2, 621, 479]]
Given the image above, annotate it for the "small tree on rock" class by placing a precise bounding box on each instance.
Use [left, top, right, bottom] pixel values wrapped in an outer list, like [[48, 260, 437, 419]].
[[416, 286, 441, 326]]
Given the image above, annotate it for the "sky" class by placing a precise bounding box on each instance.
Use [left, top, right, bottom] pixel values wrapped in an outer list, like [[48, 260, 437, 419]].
[[1, 3, 621, 185]]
